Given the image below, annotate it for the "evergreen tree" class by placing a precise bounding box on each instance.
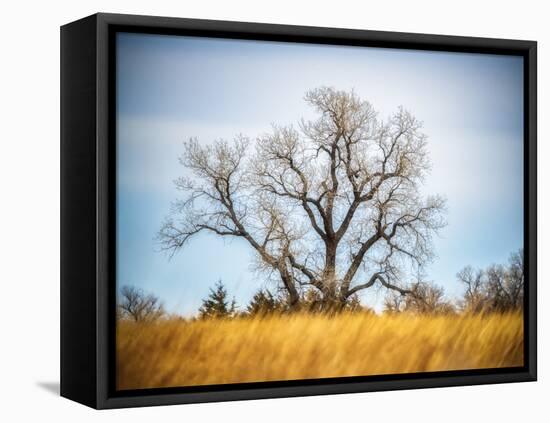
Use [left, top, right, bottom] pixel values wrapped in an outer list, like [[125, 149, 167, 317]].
[[199, 280, 237, 319], [246, 289, 284, 316]]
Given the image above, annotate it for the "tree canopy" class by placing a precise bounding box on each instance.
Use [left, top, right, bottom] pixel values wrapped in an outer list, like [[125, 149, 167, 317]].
[[159, 87, 447, 311]]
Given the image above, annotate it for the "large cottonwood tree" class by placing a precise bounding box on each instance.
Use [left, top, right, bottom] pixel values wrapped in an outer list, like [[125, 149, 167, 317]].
[[159, 87, 446, 310]]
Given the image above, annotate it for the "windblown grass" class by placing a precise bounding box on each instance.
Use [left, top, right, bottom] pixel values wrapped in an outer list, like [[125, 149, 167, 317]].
[[116, 312, 523, 390]]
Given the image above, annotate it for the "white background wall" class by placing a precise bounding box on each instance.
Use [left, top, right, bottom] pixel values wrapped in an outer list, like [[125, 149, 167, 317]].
[[0, 0, 546, 421]]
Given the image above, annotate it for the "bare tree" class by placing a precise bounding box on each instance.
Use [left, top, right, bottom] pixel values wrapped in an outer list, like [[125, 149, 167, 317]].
[[159, 87, 446, 310], [457, 249, 524, 313], [485, 256, 524, 311], [383, 281, 454, 314], [383, 291, 406, 314], [505, 249, 525, 308], [118, 285, 165, 322], [456, 266, 487, 313]]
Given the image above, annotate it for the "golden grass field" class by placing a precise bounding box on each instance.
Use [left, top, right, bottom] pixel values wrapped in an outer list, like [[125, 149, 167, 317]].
[[116, 312, 523, 390]]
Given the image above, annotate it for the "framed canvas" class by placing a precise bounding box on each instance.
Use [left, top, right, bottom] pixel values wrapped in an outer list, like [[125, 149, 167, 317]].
[[60, 13, 537, 409]]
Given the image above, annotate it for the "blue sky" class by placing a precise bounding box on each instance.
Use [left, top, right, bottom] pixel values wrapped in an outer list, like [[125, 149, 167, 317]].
[[116, 32, 524, 314]]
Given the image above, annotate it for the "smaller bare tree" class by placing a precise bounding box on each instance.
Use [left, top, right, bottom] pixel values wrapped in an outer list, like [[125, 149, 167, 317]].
[[383, 291, 406, 314], [384, 281, 454, 315], [456, 266, 487, 313], [457, 249, 524, 313], [506, 249, 525, 308], [485, 264, 523, 312], [118, 285, 165, 322]]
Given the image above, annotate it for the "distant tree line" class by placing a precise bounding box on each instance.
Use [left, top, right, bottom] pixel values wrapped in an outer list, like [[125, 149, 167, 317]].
[[384, 249, 524, 315], [117, 249, 524, 321]]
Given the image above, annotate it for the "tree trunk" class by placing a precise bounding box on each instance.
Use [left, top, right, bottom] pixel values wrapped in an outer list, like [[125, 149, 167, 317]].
[[279, 267, 300, 310], [320, 240, 339, 309]]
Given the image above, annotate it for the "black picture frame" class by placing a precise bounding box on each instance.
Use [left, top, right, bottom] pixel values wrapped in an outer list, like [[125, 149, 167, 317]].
[[60, 12, 537, 409]]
